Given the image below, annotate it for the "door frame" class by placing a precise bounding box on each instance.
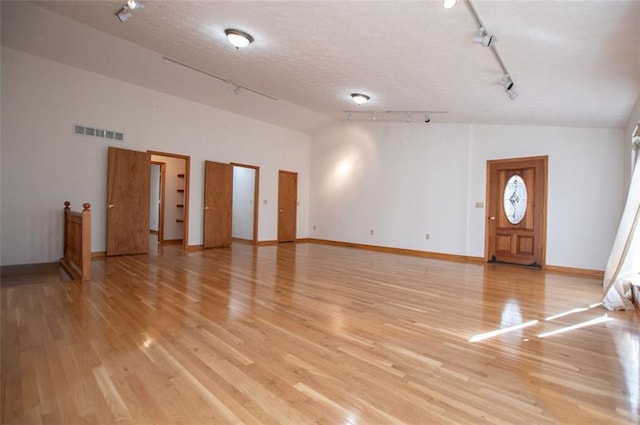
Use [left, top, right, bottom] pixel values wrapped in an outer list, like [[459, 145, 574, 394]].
[[150, 161, 166, 243], [231, 162, 260, 246], [484, 155, 548, 267], [148, 150, 191, 251]]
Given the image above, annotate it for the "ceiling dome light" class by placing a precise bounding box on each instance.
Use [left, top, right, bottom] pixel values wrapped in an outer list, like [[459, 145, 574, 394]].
[[126, 0, 137, 9], [350, 93, 370, 105], [443, 0, 457, 8], [225, 29, 254, 49]]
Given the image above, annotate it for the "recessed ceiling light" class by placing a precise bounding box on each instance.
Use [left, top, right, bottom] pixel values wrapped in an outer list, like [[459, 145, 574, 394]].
[[350, 93, 370, 105], [225, 29, 254, 49]]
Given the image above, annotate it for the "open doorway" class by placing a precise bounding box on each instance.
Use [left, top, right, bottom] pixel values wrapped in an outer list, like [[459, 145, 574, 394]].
[[149, 150, 190, 250], [231, 163, 259, 245], [149, 161, 166, 250]]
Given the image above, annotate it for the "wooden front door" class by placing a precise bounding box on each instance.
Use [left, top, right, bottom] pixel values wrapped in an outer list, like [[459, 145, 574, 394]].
[[203, 161, 233, 248], [486, 156, 547, 267], [278, 170, 298, 243], [106, 147, 151, 256]]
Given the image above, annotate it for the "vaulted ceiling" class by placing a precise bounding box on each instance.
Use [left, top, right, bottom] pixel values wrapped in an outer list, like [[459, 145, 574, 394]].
[[4, 1, 640, 133]]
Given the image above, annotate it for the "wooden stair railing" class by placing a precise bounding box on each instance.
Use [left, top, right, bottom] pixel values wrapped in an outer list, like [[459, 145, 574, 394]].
[[60, 201, 91, 280]]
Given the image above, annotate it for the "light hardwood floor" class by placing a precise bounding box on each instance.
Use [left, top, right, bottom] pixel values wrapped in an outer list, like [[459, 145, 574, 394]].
[[1, 243, 638, 424]]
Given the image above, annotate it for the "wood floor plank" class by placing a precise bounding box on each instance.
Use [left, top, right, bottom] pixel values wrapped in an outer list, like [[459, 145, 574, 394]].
[[2, 243, 639, 424]]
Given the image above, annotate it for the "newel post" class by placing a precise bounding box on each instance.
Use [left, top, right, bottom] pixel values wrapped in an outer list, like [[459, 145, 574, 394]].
[[81, 203, 91, 280]]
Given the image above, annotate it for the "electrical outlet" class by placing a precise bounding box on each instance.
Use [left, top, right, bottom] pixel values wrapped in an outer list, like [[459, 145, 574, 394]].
[[425, 233, 430, 240], [370, 229, 374, 235], [313, 225, 316, 230], [263, 200, 267, 204]]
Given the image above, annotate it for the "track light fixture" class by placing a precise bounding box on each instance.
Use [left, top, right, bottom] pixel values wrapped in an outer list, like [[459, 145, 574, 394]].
[[343, 110, 447, 122], [351, 93, 370, 105], [443, 0, 457, 8], [225, 29, 254, 49], [465, 0, 519, 100], [162, 57, 277, 101], [473, 27, 493, 47], [115, 0, 143, 23], [500, 74, 518, 100], [499, 74, 514, 90]]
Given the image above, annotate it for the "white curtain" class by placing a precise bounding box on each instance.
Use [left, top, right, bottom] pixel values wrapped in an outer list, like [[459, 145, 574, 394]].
[[603, 147, 640, 310]]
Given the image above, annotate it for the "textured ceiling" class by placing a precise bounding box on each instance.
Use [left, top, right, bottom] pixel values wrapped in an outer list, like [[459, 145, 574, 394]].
[[6, 1, 640, 132]]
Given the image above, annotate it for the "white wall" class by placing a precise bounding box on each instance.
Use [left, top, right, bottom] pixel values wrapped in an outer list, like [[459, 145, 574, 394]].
[[310, 122, 470, 253], [232, 166, 256, 240], [0, 47, 310, 265], [467, 125, 624, 270], [311, 121, 625, 271]]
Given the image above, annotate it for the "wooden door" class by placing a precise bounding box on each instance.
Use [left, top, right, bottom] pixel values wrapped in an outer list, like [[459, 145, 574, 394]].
[[486, 156, 547, 267], [278, 170, 298, 243], [106, 147, 151, 256], [203, 161, 233, 248]]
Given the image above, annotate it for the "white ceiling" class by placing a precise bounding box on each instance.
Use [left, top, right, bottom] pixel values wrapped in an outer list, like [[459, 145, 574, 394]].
[[5, 0, 640, 133]]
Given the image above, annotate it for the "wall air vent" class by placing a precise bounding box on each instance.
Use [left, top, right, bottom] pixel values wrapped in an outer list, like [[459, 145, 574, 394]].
[[73, 124, 124, 141]]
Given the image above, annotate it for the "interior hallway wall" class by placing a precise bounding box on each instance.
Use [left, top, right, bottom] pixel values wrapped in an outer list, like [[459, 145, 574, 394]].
[[1, 47, 311, 265]]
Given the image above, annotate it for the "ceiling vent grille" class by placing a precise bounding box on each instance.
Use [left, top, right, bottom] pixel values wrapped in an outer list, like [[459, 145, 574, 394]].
[[74, 124, 124, 141]]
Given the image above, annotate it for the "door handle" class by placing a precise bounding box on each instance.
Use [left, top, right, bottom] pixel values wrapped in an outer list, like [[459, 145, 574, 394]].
[[108, 204, 115, 209], [279, 209, 284, 212], [205, 206, 211, 210], [488, 216, 496, 220]]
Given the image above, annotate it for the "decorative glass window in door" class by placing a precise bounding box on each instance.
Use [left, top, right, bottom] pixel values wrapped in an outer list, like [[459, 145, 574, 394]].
[[503, 175, 527, 224]]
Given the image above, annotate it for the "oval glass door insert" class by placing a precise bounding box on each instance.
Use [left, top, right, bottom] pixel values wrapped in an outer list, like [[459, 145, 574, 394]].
[[503, 175, 527, 224]]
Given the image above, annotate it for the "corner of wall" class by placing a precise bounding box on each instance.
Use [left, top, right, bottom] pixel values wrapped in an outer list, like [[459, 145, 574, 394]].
[[623, 95, 640, 196]]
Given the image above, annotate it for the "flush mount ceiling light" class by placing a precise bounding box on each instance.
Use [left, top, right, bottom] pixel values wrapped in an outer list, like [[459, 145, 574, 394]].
[[225, 29, 254, 49], [443, 0, 457, 9], [115, 0, 143, 23], [350, 93, 370, 105], [473, 27, 493, 47]]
